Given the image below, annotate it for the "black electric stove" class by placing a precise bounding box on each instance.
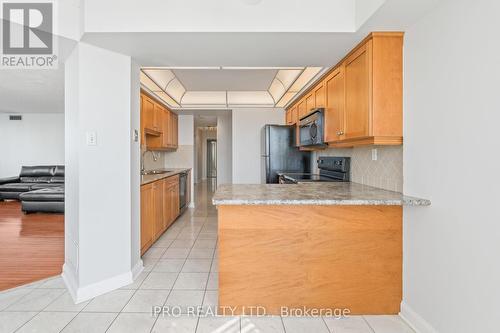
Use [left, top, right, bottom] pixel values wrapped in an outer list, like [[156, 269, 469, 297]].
[[278, 157, 350, 184]]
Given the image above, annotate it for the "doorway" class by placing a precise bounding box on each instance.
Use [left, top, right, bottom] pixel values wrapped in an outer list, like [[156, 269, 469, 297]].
[[207, 139, 217, 179]]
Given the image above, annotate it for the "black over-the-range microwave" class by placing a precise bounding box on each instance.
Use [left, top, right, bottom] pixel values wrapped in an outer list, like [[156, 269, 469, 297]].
[[299, 108, 327, 147]]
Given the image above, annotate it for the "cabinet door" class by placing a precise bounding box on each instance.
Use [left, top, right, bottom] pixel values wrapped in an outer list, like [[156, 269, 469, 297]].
[[306, 93, 315, 115], [172, 113, 178, 148], [153, 182, 163, 240], [153, 103, 162, 132], [288, 106, 297, 125], [161, 108, 169, 148], [314, 83, 325, 109], [163, 179, 172, 229], [172, 182, 180, 220], [148, 106, 164, 149], [324, 66, 345, 142], [140, 184, 154, 253], [298, 99, 307, 120], [344, 40, 372, 139], [142, 95, 155, 131], [285, 109, 291, 125]]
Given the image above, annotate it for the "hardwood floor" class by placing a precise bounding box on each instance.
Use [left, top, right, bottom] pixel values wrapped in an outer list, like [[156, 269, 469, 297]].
[[0, 200, 64, 291]]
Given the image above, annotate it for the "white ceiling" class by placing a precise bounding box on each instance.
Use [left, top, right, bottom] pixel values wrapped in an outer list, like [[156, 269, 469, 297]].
[[194, 115, 218, 127], [82, 0, 440, 68], [0, 0, 441, 114], [173, 69, 277, 91], [0, 68, 64, 114], [0, 35, 75, 114]]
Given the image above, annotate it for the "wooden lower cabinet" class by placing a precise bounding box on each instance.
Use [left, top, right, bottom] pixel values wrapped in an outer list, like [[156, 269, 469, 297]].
[[140, 183, 155, 253], [141, 175, 181, 255], [218, 205, 402, 314], [153, 181, 163, 241]]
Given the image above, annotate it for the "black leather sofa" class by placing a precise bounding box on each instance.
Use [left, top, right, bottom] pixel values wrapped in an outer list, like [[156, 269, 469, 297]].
[[0, 166, 64, 213]]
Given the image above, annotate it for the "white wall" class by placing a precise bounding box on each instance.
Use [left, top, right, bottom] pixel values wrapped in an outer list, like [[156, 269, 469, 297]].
[[217, 113, 232, 185], [0, 113, 64, 177], [63, 42, 140, 302], [177, 115, 194, 145], [232, 108, 284, 184], [402, 1, 500, 332], [130, 61, 142, 273]]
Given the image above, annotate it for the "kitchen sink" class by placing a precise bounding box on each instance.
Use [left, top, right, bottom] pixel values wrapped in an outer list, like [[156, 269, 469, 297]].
[[141, 169, 173, 175]]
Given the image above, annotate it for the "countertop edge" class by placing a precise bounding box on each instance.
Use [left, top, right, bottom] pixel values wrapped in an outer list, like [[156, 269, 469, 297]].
[[211, 183, 431, 207], [140, 168, 191, 186], [212, 198, 431, 207]]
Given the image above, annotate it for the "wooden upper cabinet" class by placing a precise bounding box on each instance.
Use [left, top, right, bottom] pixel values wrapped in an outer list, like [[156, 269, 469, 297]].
[[288, 105, 298, 125], [314, 83, 325, 109], [141, 95, 156, 133], [297, 99, 307, 120], [344, 40, 371, 140], [141, 90, 179, 151], [324, 66, 345, 143], [285, 32, 403, 148], [292, 106, 299, 124], [172, 113, 178, 147], [285, 109, 292, 125], [163, 110, 172, 148], [305, 93, 315, 115]]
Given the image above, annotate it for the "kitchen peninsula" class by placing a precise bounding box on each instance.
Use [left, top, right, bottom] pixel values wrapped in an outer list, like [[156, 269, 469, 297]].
[[212, 183, 430, 315]]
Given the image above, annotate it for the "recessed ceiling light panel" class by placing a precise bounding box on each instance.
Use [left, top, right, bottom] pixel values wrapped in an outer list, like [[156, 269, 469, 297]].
[[288, 67, 322, 93], [227, 91, 274, 105], [166, 78, 186, 103], [182, 91, 226, 105], [142, 69, 175, 90]]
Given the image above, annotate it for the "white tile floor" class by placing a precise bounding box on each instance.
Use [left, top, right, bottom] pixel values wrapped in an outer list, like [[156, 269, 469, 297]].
[[0, 181, 415, 333]]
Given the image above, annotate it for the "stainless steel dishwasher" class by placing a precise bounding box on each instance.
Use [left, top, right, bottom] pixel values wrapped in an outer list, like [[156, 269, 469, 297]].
[[179, 171, 188, 211]]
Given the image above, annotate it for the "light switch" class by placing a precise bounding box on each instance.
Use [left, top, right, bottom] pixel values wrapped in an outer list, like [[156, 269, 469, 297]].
[[133, 129, 139, 142], [86, 132, 97, 146], [371, 148, 378, 161]]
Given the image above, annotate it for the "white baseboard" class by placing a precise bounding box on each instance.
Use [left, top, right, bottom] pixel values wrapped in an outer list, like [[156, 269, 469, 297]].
[[131, 259, 144, 280], [61, 263, 79, 302], [62, 264, 137, 304], [400, 301, 439, 333]]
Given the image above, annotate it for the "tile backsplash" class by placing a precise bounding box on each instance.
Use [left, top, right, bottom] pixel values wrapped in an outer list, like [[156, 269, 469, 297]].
[[312, 145, 403, 192], [142, 145, 194, 171], [141, 148, 165, 170]]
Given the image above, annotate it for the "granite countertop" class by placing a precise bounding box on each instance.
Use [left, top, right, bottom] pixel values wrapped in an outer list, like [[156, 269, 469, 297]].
[[212, 182, 431, 206], [140, 168, 191, 186]]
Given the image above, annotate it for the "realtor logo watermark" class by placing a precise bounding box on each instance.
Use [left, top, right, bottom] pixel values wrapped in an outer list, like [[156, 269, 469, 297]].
[[1, 0, 57, 68]]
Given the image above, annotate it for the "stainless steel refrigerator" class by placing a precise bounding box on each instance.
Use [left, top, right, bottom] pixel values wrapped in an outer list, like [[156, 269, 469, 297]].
[[261, 125, 311, 184]]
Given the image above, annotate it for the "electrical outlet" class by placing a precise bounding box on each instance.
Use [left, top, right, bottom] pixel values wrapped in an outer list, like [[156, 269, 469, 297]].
[[86, 132, 97, 146], [371, 148, 378, 161]]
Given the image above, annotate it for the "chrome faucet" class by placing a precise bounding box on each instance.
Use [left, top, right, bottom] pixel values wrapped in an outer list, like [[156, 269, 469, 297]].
[[141, 150, 158, 174]]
